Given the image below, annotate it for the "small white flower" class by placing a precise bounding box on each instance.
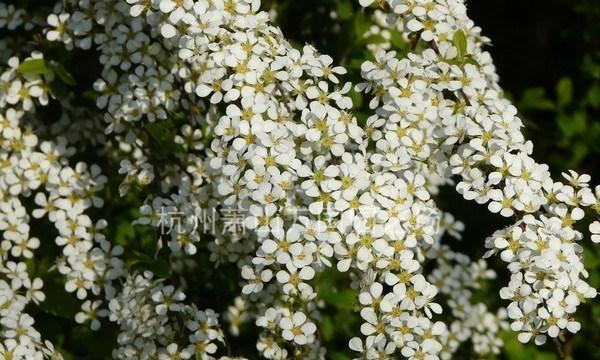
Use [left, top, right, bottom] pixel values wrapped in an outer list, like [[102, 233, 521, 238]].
[[279, 311, 316, 345]]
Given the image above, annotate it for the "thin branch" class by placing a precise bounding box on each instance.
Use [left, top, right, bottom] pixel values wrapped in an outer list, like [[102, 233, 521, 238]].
[[220, 24, 236, 33], [554, 338, 566, 360]]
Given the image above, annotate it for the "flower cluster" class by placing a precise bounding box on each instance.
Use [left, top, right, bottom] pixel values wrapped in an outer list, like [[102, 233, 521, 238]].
[[357, 0, 599, 349], [0, 0, 598, 358], [108, 271, 226, 359], [0, 52, 122, 358], [428, 246, 508, 358], [486, 213, 595, 345], [115, 0, 512, 358]]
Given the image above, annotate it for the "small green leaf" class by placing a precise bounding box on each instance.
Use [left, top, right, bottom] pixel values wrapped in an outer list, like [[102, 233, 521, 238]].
[[319, 287, 357, 310], [18, 58, 54, 76], [145, 121, 185, 159], [128, 250, 172, 278], [452, 29, 467, 60], [390, 30, 407, 50], [348, 88, 363, 108], [349, 58, 365, 70], [49, 78, 67, 99], [82, 90, 98, 101], [336, 0, 353, 20], [39, 277, 80, 319], [585, 84, 600, 108], [147, 258, 172, 278], [58, 348, 77, 360], [330, 352, 351, 360], [50, 61, 76, 86], [360, 34, 386, 46], [463, 56, 480, 67], [115, 220, 136, 246], [320, 315, 335, 341], [500, 331, 558, 360], [556, 77, 573, 108], [353, 11, 369, 39], [519, 87, 555, 111], [557, 111, 586, 137]]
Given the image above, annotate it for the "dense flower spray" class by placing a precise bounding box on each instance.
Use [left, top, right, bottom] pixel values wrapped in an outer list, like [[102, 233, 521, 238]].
[[0, 0, 598, 359]]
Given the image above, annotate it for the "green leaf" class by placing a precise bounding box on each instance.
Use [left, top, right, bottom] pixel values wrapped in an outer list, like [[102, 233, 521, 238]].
[[349, 58, 365, 70], [39, 277, 80, 319], [319, 286, 357, 310], [18, 58, 54, 76], [348, 88, 363, 108], [58, 348, 77, 360], [556, 77, 573, 108], [353, 12, 369, 39], [500, 331, 558, 360], [566, 141, 588, 169], [336, 0, 353, 20], [82, 90, 98, 101], [360, 34, 386, 46], [147, 258, 172, 278], [585, 84, 600, 108], [49, 77, 68, 99], [320, 315, 335, 341], [452, 29, 467, 60], [50, 61, 76, 86], [115, 220, 135, 246], [557, 111, 586, 137], [519, 87, 555, 111], [463, 56, 480, 67], [330, 352, 351, 360], [390, 30, 408, 50], [145, 121, 185, 159], [128, 250, 172, 278]]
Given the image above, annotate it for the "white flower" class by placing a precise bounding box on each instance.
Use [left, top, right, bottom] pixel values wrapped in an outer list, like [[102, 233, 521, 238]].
[[590, 221, 600, 243], [46, 13, 71, 44], [151, 285, 186, 315], [161, 23, 178, 38], [159, 0, 194, 23], [241, 265, 272, 294], [244, 204, 283, 238], [275, 263, 315, 294], [75, 300, 105, 330], [359, 0, 378, 8], [280, 311, 316, 345]]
